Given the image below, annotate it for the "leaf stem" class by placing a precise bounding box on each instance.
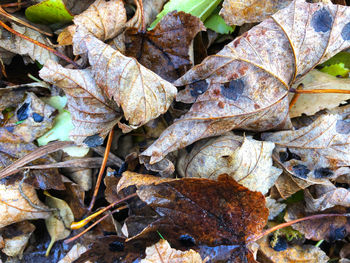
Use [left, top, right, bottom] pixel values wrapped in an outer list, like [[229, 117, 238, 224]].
[[289, 88, 350, 94]]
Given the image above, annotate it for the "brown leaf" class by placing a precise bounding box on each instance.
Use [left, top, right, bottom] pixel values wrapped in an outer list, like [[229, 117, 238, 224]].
[[263, 105, 350, 184], [274, 172, 313, 199], [125, 11, 205, 82], [0, 180, 50, 229], [39, 60, 121, 146], [257, 236, 329, 263], [141, 239, 203, 263], [122, 173, 268, 262], [142, 1, 350, 165], [74, 33, 177, 131], [177, 133, 282, 194]]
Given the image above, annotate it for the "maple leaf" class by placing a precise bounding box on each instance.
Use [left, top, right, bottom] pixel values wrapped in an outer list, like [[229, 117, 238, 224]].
[[141, 0, 350, 165]]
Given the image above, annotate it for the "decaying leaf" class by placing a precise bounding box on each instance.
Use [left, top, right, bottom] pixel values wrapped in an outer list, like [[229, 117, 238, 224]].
[[263, 105, 350, 184], [0, 180, 50, 229], [266, 196, 286, 220], [141, 239, 203, 263], [141, 0, 350, 165], [290, 70, 350, 118], [58, 243, 88, 263], [0, 22, 58, 65], [274, 172, 313, 199], [257, 236, 329, 263], [74, 33, 177, 132], [44, 191, 74, 256], [122, 173, 268, 262], [58, 0, 126, 49], [125, 11, 205, 82], [39, 60, 121, 146], [177, 133, 282, 194]]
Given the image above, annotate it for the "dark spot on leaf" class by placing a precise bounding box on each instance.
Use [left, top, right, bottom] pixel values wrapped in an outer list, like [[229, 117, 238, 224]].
[[221, 78, 245, 101], [83, 134, 104, 147], [314, 167, 333, 178], [269, 236, 288, 252], [16, 102, 29, 121], [279, 148, 301, 162], [116, 162, 128, 177], [292, 164, 310, 179], [108, 241, 124, 252], [341, 22, 350, 41], [311, 8, 333, 33], [103, 231, 117, 236], [32, 113, 44, 123], [329, 226, 346, 242], [189, 80, 208, 98], [5, 126, 14, 133], [336, 119, 350, 134], [179, 234, 196, 247]]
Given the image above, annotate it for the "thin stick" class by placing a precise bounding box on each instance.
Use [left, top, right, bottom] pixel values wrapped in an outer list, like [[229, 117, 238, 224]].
[[0, 20, 81, 68], [251, 213, 350, 242], [289, 88, 350, 94], [70, 193, 137, 231], [138, 0, 146, 32], [1, 2, 30, 8], [87, 128, 115, 212], [289, 83, 303, 110], [0, 6, 53, 37]]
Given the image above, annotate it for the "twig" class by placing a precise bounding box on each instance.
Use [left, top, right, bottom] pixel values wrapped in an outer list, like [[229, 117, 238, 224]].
[[289, 88, 350, 94]]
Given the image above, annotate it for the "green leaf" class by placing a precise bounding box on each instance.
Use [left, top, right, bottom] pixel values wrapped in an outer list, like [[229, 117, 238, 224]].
[[320, 51, 350, 69], [204, 7, 234, 34], [25, 0, 73, 25], [149, 0, 222, 29], [319, 63, 350, 78]]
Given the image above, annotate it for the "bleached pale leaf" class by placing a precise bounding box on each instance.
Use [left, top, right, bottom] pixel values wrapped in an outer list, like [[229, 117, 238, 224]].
[[39, 60, 121, 146], [141, 239, 203, 263], [177, 133, 282, 194], [74, 33, 177, 131], [0, 181, 50, 229], [290, 70, 350, 118], [266, 196, 287, 220], [0, 23, 58, 65], [58, 243, 89, 263]]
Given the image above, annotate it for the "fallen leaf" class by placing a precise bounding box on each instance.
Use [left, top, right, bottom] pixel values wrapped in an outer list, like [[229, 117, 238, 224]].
[[143, 0, 168, 27], [290, 70, 350, 118], [177, 133, 282, 194], [257, 236, 329, 263], [304, 184, 350, 212], [141, 239, 203, 263], [274, 172, 313, 199], [125, 11, 205, 82], [142, 0, 350, 164], [58, 243, 88, 263], [266, 197, 286, 220], [44, 191, 74, 256], [74, 33, 177, 132], [0, 22, 58, 65], [0, 180, 50, 229], [122, 173, 268, 262], [39, 60, 121, 146], [1, 221, 35, 258], [263, 105, 350, 184]]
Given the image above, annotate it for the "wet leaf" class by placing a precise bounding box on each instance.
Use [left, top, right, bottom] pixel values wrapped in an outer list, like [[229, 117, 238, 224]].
[[25, 0, 73, 25], [142, 1, 350, 165], [0, 180, 50, 229], [74, 33, 177, 132], [263, 105, 350, 184], [290, 70, 350, 118], [39, 60, 121, 146], [125, 11, 205, 82], [122, 173, 268, 262], [0, 22, 58, 65], [257, 236, 329, 263], [177, 133, 282, 194], [44, 191, 74, 256], [141, 239, 203, 263]]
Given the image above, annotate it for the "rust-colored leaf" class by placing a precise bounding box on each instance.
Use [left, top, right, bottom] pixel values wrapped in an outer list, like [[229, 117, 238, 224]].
[[141, 0, 350, 165], [125, 11, 205, 82]]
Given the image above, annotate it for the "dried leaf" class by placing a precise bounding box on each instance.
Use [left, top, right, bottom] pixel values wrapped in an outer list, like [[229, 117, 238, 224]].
[[123, 173, 268, 262], [44, 191, 74, 256], [263, 105, 350, 184], [141, 239, 203, 263], [125, 11, 205, 82], [58, 243, 88, 263], [142, 0, 350, 164], [74, 33, 177, 131], [39, 60, 121, 146], [304, 184, 350, 212], [274, 172, 313, 199], [0, 22, 58, 65], [177, 133, 282, 194], [290, 70, 350, 118], [266, 197, 286, 220], [257, 236, 329, 263], [0, 180, 50, 229]]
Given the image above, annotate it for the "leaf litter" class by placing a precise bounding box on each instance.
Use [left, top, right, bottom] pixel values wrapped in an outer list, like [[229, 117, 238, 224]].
[[0, 0, 350, 262]]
